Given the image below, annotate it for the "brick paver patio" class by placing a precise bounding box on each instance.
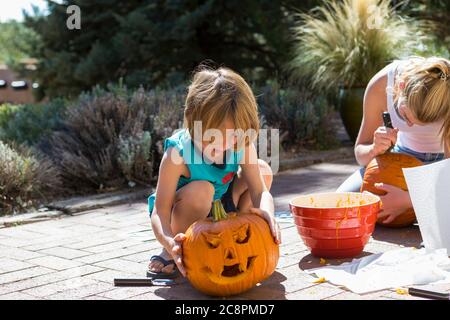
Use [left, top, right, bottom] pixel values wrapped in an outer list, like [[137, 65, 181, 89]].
[[0, 159, 425, 300]]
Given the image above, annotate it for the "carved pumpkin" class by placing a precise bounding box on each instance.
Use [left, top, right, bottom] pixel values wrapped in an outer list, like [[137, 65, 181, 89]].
[[182, 200, 279, 297], [361, 153, 423, 227]]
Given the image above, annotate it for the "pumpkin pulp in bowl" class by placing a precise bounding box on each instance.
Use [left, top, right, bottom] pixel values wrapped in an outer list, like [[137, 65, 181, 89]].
[[289, 192, 380, 258]]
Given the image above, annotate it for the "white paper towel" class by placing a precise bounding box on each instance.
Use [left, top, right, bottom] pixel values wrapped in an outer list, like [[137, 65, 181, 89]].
[[306, 248, 450, 294], [403, 158, 450, 252]]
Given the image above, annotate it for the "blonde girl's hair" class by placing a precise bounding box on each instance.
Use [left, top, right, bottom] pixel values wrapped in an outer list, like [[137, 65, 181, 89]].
[[184, 65, 260, 150], [394, 56, 450, 147]]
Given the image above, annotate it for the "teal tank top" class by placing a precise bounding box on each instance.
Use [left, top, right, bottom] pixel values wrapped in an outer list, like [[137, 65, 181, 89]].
[[148, 129, 244, 215]]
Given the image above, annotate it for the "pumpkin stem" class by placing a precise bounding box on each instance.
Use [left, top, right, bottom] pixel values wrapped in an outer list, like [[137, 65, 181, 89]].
[[212, 199, 228, 222]]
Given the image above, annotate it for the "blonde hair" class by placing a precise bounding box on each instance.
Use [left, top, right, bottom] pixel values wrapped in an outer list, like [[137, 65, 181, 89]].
[[394, 56, 450, 147], [184, 66, 260, 149]]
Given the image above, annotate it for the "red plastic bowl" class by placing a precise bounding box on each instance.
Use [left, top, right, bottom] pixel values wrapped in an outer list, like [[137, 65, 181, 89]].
[[289, 192, 380, 258]]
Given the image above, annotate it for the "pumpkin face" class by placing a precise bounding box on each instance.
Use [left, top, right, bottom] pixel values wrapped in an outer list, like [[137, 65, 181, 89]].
[[182, 201, 279, 296], [361, 153, 423, 227]]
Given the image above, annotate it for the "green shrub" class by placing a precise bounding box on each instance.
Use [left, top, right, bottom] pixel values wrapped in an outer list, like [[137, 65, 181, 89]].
[[39, 85, 184, 192], [118, 130, 152, 186], [0, 103, 19, 130], [0, 99, 67, 146], [257, 82, 338, 150], [0, 141, 62, 215]]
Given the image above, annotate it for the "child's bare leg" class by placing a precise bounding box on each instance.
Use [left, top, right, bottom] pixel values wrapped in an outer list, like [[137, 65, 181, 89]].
[[149, 181, 214, 273], [232, 159, 273, 213], [170, 180, 215, 234]]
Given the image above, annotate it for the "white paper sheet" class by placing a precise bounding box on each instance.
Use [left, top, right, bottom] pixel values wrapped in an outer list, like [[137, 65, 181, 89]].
[[306, 248, 450, 294], [403, 158, 450, 252]]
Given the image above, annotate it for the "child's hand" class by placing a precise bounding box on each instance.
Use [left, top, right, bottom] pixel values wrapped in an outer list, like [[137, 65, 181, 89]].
[[168, 233, 187, 277], [249, 208, 281, 244], [372, 126, 399, 156], [374, 183, 412, 224]]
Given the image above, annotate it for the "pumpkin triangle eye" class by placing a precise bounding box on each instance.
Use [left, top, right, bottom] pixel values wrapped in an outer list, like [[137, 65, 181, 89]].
[[234, 223, 250, 244], [202, 232, 221, 248]]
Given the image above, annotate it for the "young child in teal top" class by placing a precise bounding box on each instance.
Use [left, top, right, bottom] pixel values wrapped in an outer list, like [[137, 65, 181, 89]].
[[148, 128, 244, 215], [148, 66, 280, 279]]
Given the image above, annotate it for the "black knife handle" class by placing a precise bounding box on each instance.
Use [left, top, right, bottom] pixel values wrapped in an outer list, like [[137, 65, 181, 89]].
[[382, 112, 395, 152], [409, 287, 450, 300], [383, 112, 394, 129]]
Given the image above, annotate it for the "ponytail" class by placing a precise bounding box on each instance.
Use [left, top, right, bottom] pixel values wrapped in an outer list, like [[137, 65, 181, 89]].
[[394, 56, 450, 148]]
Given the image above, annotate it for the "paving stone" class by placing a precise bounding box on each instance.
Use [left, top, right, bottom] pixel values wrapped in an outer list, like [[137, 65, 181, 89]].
[[0, 267, 54, 285], [0, 258, 36, 274], [325, 289, 393, 300], [276, 251, 306, 269], [21, 237, 80, 251], [1, 246, 44, 260], [38, 247, 92, 259], [121, 247, 162, 263], [93, 259, 146, 275], [280, 241, 308, 256], [0, 238, 42, 249], [285, 283, 344, 300], [363, 240, 403, 254], [45, 281, 112, 300], [125, 292, 166, 300], [239, 285, 287, 300], [65, 237, 126, 250], [21, 277, 99, 298], [27, 256, 84, 271], [62, 224, 107, 234], [83, 269, 136, 284], [0, 228, 47, 239], [151, 283, 214, 300], [0, 265, 103, 295], [0, 291, 42, 300], [74, 248, 138, 264], [276, 265, 318, 293], [82, 239, 143, 253], [83, 295, 113, 300], [96, 286, 155, 300]]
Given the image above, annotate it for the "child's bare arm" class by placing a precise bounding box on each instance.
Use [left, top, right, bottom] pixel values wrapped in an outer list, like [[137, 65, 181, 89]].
[[240, 144, 280, 243], [240, 144, 273, 213], [150, 147, 184, 251], [354, 65, 398, 166]]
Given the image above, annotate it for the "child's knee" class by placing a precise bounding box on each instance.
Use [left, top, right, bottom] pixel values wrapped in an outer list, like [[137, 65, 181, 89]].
[[258, 159, 273, 187], [179, 180, 214, 212]]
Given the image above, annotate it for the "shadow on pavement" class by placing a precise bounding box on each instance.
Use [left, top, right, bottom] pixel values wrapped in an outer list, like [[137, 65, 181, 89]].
[[371, 224, 422, 248], [298, 251, 373, 271], [241, 271, 287, 300], [153, 271, 287, 300]]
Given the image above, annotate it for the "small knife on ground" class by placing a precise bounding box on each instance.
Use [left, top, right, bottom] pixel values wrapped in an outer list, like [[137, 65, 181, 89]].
[[113, 278, 175, 287]]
